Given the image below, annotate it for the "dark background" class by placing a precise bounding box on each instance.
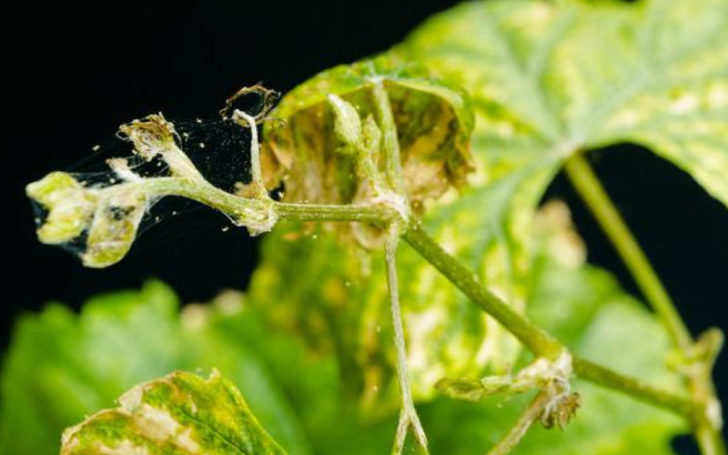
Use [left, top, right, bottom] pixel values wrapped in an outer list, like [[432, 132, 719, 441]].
[[3, 2, 727, 452]]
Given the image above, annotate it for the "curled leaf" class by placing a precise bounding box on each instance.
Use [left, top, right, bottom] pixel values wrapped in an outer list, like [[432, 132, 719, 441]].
[[27, 171, 149, 269], [61, 370, 287, 455], [540, 392, 580, 430], [27, 112, 285, 266], [82, 186, 147, 268], [220, 84, 281, 122], [119, 114, 202, 179], [435, 377, 490, 402], [26, 172, 97, 244], [118, 114, 177, 161], [262, 55, 474, 211]]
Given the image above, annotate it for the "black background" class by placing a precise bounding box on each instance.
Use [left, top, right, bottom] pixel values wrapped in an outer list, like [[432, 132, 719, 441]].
[[3, 2, 727, 452]]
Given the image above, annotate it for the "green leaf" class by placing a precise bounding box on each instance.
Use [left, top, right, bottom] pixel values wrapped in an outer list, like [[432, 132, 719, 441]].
[[187, 293, 397, 455], [8, 3, 718, 451], [421, 282, 687, 455], [60, 370, 286, 455], [0, 282, 182, 454], [409, 202, 686, 455], [327, 94, 363, 150], [245, 201, 686, 450], [1, 213, 687, 454], [246, 188, 531, 411], [398, 0, 728, 212], [387, 0, 728, 397], [0, 282, 309, 455], [246, 0, 725, 439]]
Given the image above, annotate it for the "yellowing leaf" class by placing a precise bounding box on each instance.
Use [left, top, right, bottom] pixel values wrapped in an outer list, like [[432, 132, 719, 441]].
[[1, 218, 687, 455], [247, 0, 728, 423], [61, 370, 287, 455], [26, 172, 97, 244], [262, 55, 474, 211], [399, 0, 728, 208], [82, 186, 148, 268]]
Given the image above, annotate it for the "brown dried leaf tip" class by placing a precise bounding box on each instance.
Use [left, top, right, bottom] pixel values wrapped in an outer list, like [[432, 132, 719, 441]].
[[118, 113, 176, 160], [540, 391, 581, 430], [220, 84, 281, 123]]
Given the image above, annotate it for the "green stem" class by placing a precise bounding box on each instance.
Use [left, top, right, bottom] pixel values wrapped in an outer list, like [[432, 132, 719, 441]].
[[402, 223, 694, 417], [486, 391, 551, 455], [563, 153, 725, 455], [572, 356, 692, 416], [143, 174, 698, 421], [138, 177, 397, 223], [562, 153, 692, 351], [386, 226, 429, 454], [696, 425, 727, 455], [275, 201, 394, 223], [402, 223, 562, 359]]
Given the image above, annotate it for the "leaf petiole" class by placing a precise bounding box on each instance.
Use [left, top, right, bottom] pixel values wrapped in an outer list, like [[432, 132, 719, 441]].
[[385, 225, 429, 455], [563, 152, 724, 454], [401, 222, 695, 417]]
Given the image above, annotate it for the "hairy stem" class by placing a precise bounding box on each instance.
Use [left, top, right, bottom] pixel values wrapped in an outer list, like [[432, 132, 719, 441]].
[[486, 391, 551, 455], [563, 153, 692, 351], [386, 226, 429, 454]]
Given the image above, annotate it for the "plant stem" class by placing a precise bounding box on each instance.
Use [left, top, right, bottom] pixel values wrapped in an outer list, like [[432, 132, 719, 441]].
[[401, 223, 563, 359], [696, 424, 727, 455], [572, 356, 692, 416], [402, 222, 694, 417], [275, 201, 395, 222], [562, 153, 692, 351], [147, 174, 699, 422], [385, 226, 429, 454], [563, 153, 725, 455], [232, 110, 266, 192], [138, 177, 397, 224], [486, 391, 551, 455]]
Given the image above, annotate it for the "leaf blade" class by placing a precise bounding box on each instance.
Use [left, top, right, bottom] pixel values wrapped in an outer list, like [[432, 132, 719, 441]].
[[61, 370, 287, 455]]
